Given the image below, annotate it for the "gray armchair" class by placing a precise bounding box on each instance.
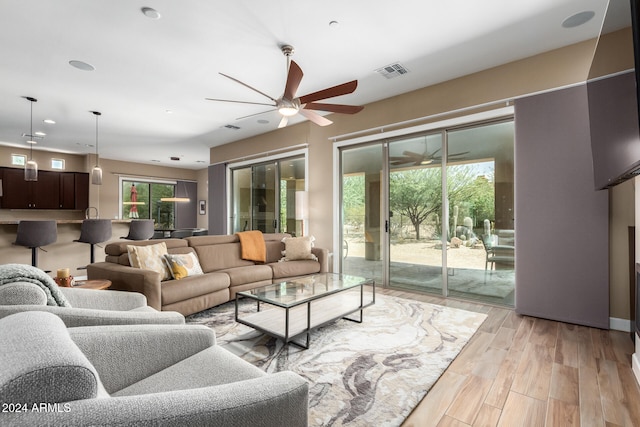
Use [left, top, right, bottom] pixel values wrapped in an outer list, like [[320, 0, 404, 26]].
[[0, 282, 185, 326], [0, 311, 309, 427]]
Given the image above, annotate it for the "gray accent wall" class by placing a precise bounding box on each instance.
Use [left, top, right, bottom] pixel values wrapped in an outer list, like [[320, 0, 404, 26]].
[[208, 163, 227, 235], [175, 181, 197, 229], [514, 83, 610, 329]]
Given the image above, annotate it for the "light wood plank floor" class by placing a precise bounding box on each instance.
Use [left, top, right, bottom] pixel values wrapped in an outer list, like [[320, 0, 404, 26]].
[[377, 288, 640, 427]]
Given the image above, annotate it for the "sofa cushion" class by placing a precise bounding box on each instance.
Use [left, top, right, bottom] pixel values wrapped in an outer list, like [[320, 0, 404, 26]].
[[0, 312, 107, 404], [191, 243, 254, 272], [280, 236, 318, 261], [218, 265, 273, 287], [161, 273, 230, 306], [269, 260, 321, 280], [128, 242, 172, 281], [164, 253, 204, 280]]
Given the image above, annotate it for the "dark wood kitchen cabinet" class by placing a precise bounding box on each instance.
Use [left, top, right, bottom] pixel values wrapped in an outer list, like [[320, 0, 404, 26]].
[[60, 172, 89, 210], [0, 168, 89, 210]]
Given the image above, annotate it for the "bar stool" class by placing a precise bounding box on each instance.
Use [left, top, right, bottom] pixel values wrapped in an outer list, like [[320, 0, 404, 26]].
[[122, 219, 154, 240], [75, 219, 112, 265], [14, 220, 57, 268]]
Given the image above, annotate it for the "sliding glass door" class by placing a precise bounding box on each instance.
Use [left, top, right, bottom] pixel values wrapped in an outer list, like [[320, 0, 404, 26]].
[[388, 133, 443, 294], [339, 119, 515, 306], [446, 121, 515, 305], [340, 144, 384, 284]]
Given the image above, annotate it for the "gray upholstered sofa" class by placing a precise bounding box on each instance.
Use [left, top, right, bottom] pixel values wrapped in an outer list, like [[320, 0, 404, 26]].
[[88, 233, 329, 316], [0, 281, 185, 326], [0, 311, 309, 426]]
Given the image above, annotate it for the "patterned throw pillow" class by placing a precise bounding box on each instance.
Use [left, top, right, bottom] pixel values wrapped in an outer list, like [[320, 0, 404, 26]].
[[163, 253, 204, 280], [127, 242, 172, 281], [280, 236, 318, 262]]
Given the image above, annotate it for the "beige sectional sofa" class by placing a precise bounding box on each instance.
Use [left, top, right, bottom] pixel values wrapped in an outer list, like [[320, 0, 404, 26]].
[[87, 233, 329, 316]]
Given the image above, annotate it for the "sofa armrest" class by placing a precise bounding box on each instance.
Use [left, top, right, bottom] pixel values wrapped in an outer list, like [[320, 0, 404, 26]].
[[87, 262, 163, 310], [4, 372, 308, 427], [0, 305, 185, 328], [312, 247, 329, 273], [59, 287, 148, 310], [68, 324, 215, 394], [0, 282, 47, 305]]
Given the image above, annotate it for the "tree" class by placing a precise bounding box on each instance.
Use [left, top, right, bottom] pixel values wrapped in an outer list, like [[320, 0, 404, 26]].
[[390, 164, 486, 240], [342, 174, 365, 228], [390, 168, 442, 240]]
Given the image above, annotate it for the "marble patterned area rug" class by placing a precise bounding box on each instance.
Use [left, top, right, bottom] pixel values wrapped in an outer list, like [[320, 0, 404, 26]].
[[186, 294, 487, 427]]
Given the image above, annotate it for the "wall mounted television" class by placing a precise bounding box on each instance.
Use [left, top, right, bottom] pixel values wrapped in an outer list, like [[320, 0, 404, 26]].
[[588, 0, 640, 190]]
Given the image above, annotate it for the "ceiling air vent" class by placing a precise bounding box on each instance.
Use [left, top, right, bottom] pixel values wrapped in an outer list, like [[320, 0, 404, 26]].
[[375, 62, 410, 79], [224, 124, 241, 130]]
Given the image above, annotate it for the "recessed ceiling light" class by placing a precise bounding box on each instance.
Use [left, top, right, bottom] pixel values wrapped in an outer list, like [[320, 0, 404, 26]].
[[329, 20, 339, 28], [69, 60, 95, 71], [151, 159, 161, 162], [34, 131, 46, 136], [165, 109, 173, 114], [43, 119, 55, 124], [257, 119, 269, 124], [141, 7, 161, 19], [170, 156, 180, 161], [562, 11, 595, 28]]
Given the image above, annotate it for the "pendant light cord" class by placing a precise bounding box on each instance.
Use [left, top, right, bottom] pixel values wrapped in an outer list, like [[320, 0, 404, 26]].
[[92, 111, 101, 166], [29, 100, 33, 161]]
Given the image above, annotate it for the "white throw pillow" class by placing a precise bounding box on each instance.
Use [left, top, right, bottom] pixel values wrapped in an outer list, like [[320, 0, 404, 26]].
[[280, 236, 318, 262], [127, 242, 172, 281], [163, 253, 204, 280]]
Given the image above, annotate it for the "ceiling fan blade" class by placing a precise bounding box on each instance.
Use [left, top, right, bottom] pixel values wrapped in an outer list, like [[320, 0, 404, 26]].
[[283, 60, 303, 101], [402, 150, 426, 159], [447, 151, 470, 157], [298, 109, 333, 126], [236, 108, 277, 121], [205, 98, 275, 107], [298, 80, 358, 104], [303, 103, 364, 114], [278, 116, 289, 128], [219, 72, 277, 102]]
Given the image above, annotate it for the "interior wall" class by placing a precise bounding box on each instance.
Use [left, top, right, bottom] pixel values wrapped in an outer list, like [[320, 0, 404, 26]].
[[196, 168, 208, 229]]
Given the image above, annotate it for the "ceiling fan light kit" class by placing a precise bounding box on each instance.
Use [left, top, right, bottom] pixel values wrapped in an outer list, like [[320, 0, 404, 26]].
[[207, 44, 364, 128]]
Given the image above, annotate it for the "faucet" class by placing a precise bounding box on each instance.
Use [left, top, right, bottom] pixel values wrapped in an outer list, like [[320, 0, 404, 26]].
[[85, 207, 99, 219]]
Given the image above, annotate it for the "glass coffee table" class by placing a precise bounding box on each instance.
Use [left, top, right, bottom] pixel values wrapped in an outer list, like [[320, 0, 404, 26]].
[[235, 273, 375, 349]]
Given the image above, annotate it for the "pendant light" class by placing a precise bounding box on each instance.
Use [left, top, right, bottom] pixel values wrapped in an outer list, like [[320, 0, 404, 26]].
[[24, 96, 38, 181], [90, 111, 102, 185]]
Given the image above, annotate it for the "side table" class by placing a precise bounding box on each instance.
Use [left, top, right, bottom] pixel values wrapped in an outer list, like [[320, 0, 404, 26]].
[[72, 279, 112, 290]]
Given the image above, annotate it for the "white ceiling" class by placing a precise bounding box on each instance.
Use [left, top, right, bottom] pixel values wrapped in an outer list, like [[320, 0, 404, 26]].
[[0, 0, 625, 170]]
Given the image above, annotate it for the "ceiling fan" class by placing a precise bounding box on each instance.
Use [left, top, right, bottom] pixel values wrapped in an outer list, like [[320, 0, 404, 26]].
[[389, 147, 469, 166], [206, 45, 364, 128]]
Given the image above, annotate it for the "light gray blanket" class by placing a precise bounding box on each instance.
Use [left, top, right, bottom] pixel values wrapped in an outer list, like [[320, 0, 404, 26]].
[[0, 264, 71, 307]]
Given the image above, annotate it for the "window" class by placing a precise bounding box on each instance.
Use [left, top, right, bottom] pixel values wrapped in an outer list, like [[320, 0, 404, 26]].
[[51, 158, 65, 170], [120, 179, 177, 229], [11, 154, 26, 166]]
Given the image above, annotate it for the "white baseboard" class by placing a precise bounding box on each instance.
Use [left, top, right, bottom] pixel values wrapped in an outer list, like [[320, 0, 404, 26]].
[[610, 317, 632, 332]]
